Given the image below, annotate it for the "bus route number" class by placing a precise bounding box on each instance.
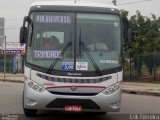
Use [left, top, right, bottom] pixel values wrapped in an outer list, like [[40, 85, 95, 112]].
[[61, 62, 74, 71]]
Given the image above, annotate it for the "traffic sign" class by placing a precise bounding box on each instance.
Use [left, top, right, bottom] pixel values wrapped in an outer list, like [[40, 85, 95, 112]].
[[2, 42, 25, 54]]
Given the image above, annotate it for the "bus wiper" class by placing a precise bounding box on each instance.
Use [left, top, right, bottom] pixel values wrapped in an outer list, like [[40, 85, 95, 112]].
[[47, 42, 72, 73], [78, 28, 102, 76], [79, 41, 102, 76]]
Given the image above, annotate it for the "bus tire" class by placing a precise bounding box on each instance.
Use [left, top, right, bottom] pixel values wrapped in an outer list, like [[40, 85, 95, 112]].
[[95, 112, 106, 115], [23, 108, 37, 117], [23, 90, 37, 117]]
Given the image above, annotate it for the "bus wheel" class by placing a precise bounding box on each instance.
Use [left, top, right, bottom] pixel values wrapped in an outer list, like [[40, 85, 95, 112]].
[[23, 108, 37, 117], [23, 91, 37, 116], [95, 112, 106, 116]]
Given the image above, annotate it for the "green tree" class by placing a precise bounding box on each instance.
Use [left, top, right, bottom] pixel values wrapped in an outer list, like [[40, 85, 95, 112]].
[[129, 11, 160, 55], [121, 10, 160, 77]]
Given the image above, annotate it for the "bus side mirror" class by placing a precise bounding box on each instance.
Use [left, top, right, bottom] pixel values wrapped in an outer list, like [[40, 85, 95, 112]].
[[128, 27, 132, 45], [20, 26, 27, 43], [122, 16, 132, 47], [19, 16, 29, 44]]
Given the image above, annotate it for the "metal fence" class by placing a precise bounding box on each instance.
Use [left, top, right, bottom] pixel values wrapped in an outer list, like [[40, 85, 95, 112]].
[[0, 58, 24, 74], [0, 57, 24, 80], [0, 53, 159, 82], [123, 52, 160, 82]]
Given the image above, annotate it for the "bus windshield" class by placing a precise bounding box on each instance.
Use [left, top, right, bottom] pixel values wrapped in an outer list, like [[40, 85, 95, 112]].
[[26, 12, 121, 72]]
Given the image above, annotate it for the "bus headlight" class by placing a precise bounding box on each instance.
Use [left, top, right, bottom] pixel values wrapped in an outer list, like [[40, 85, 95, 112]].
[[28, 81, 34, 87], [26, 80, 45, 93], [102, 82, 121, 95]]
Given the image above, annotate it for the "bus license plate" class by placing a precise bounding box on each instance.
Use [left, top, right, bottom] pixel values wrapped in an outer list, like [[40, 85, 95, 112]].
[[64, 105, 82, 112]]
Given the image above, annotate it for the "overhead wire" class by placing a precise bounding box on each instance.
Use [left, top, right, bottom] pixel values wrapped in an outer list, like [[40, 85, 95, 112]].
[[118, 0, 153, 5], [107, 0, 156, 5]]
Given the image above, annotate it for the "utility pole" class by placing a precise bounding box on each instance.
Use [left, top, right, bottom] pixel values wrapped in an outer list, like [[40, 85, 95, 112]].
[[0, 35, 6, 80], [112, 0, 117, 6], [4, 35, 6, 80]]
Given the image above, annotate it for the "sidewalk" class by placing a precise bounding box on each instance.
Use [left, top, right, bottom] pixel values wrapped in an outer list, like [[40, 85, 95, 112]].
[[0, 74, 160, 97], [0, 74, 24, 83], [122, 82, 160, 97]]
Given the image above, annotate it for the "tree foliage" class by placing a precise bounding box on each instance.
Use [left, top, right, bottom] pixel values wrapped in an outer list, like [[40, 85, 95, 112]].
[[121, 10, 160, 56], [121, 9, 160, 76]]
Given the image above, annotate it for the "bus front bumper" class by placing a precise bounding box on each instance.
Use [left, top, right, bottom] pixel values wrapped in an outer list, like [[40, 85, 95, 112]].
[[23, 80, 122, 112]]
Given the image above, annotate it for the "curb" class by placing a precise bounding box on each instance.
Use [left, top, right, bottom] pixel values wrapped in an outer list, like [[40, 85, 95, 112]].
[[122, 89, 160, 97], [0, 79, 24, 83], [0, 80, 160, 97]]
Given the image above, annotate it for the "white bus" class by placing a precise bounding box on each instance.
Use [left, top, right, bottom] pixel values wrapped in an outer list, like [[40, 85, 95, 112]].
[[20, 1, 131, 116]]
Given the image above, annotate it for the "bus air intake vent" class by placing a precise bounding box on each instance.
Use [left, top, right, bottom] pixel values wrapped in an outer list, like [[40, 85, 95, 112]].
[[37, 73, 111, 83], [49, 91, 98, 96], [46, 98, 100, 110]]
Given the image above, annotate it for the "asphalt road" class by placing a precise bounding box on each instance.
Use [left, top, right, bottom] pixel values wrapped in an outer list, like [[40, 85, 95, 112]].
[[0, 82, 160, 120]]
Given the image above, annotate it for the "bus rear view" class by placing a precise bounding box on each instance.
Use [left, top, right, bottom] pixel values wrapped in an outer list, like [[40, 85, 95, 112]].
[[20, 1, 127, 116]]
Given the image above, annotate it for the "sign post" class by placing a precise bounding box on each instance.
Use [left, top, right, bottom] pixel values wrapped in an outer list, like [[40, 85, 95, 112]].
[[4, 36, 6, 80], [0, 35, 6, 80]]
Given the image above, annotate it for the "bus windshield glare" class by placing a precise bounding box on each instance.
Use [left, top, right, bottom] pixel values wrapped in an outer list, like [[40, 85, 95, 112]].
[[26, 12, 121, 72]]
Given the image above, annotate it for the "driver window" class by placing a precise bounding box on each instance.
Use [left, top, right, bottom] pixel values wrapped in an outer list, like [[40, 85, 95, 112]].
[[35, 32, 65, 50]]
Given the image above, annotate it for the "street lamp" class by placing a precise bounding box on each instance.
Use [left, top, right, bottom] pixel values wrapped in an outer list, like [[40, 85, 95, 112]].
[[0, 35, 6, 80]]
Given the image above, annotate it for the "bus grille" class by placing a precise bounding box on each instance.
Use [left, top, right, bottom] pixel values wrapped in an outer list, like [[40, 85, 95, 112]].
[[48, 91, 98, 96], [46, 98, 100, 110], [37, 73, 111, 83]]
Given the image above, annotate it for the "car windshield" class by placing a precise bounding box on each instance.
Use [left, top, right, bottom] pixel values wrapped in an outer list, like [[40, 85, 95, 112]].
[[26, 12, 121, 72]]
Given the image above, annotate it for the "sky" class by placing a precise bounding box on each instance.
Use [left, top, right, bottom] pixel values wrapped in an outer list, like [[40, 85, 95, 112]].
[[0, 0, 160, 42]]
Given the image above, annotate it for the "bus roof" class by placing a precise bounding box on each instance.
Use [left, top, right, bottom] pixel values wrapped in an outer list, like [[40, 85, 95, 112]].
[[31, 1, 119, 10]]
